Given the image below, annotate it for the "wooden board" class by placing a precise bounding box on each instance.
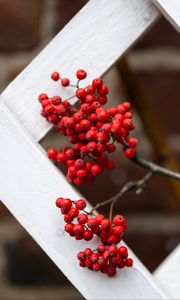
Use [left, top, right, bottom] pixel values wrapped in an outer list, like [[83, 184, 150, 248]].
[[1, 0, 158, 142], [154, 244, 180, 299], [0, 101, 165, 299], [153, 0, 180, 32]]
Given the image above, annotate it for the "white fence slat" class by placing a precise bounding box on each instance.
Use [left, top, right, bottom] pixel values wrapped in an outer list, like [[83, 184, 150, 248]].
[[0, 102, 165, 299], [152, 0, 180, 32], [154, 244, 180, 299], [1, 0, 158, 142]]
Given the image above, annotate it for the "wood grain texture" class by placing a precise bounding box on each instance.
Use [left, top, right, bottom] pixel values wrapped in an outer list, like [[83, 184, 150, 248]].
[[154, 244, 180, 299], [1, 0, 158, 142], [0, 102, 164, 299], [152, 0, 180, 32]]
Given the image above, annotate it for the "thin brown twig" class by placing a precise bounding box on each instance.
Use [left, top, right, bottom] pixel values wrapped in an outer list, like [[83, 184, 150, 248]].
[[89, 171, 154, 215]]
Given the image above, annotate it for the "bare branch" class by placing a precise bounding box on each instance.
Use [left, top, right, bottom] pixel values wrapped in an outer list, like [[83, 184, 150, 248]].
[[89, 171, 154, 215], [132, 155, 180, 180]]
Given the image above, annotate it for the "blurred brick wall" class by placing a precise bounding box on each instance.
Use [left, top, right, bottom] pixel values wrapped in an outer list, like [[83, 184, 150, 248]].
[[0, 1, 180, 299]]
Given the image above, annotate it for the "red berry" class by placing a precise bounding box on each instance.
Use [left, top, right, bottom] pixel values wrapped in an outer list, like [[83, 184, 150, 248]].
[[97, 244, 106, 253], [55, 197, 64, 208], [103, 250, 110, 261], [74, 159, 86, 170], [61, 199, 72, 214], [61, 78, 70, 86], [91, 253, 99, 263], [77, 251, 86, 262], [45, 104, 55, 114], [64, 214, 73, 223], [51, 72, 60, 81], [117, 104, 126, 114], [124, 148, 136, 159], [108, 245, 118, 257], [79, 261, 86, 267], [98, 85, 108, 96], [84, 248, 93, 257], [85, 94, 95, 104], [107, 235, 116, 245], [122, 102, 131, 111], [65, 223, 74, 234], [87, 218, 99, 230], [123, 118, 133, 130], [111, 254, 122, 264], [74, 224, 84, 235], [107, 143, 116, 153], [81, 103, 91, 114], [76, 69, 87, 80], [118, 260, 125, 269], [98, 96, 107, 105], [128, 137, 138, 148], [113, 226, 124, 237], [77, 213, 88, 224], [125, 258, 133, 267], [68, 207, 79, 218], [73, 177, 84, 185], [86, 85, 95, 94], [77, 169, 87, 178], [119, 246, 128, 258], [92, 78, 103, 89], [101, 219, 111, 231], [83, 230, 93, 241], [38, 93, 48, 101], [95, 214, 105, 224], [92, 262, 101, 272], [75, 199, 86, 210], [55, 104, 66, 116], [113, 215, 126, 227], [91, 164, 103, 176], [76, 88, 86, 99], [87, 141, 97, 152], [79, 119, 91, 131], [47, 148, 57, 159], [107, 265, 116, 277], [99, 257, 107, 267], [56, 152, 67, 164]]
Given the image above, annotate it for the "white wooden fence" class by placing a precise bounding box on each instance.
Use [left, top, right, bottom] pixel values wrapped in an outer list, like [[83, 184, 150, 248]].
[[0, 1, 179, 299]]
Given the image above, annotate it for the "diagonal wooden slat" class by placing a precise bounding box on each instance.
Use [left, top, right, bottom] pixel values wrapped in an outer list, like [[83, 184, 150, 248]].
[[152, 0, 180, 32], [1, 0, 158, 142], [0, 101, 165, 299], [154, 244, 180, 299], [0, 0, 169, 298]]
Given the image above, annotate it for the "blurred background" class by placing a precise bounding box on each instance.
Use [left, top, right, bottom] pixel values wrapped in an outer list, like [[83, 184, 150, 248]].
[[0, 0, 180, 299]]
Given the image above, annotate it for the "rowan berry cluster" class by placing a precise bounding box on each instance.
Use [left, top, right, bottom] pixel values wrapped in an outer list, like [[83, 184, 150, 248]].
[[56, 197, 133, 277], [38, 69, 138, 185]]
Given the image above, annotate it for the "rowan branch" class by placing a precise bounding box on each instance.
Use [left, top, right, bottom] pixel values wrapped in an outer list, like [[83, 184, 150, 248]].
[[89, 171, 154, 215], [132, 155, 180, 180]]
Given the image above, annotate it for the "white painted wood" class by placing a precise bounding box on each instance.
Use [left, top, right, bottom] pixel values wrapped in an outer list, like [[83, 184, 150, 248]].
[[154, 244, 180, 299], [1, 0, 158, 142], [152, 0, 180, 32], [0, 101, 165, 299]]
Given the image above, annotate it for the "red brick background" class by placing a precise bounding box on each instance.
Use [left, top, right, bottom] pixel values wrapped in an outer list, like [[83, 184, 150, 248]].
[[0, 1, 179, 299]]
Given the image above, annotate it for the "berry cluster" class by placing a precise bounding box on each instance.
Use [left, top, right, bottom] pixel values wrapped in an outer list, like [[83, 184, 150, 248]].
[[38, 69, 138, 185], [56, 197, 133, 277], [77, 245, 133, 277]]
